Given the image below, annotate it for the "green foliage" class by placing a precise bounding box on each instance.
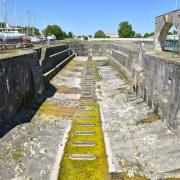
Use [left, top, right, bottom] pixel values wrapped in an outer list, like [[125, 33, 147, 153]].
[[83, 36, 88, 40], [168, 32, 173, 35], [21, 26, 40, 36], [63, 31, 68, 38], [44, 25, 66, 40], [134, 33, 142, 38], [118, 21, 135, 38], [0, 22, 5, 32], [94, 30, 107, 38], [143, 32, 154, 38], [67, 32, 74, 38]]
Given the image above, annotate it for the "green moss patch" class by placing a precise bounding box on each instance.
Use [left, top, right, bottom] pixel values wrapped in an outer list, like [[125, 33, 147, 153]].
[[137, 114, 160, 124], [59, 102, 109, 180]]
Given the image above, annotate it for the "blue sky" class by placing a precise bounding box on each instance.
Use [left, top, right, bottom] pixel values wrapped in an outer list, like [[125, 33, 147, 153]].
[[1, 0, 179, 35]]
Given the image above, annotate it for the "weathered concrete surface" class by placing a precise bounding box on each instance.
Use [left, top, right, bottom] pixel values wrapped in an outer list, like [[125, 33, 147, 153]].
[[154, 9, 180, 51], [95, 56, 180, 179], [0, 56, 84, 180], [0, 44, 75, 132], [142, 52, 180, 131], [1, 54, 180, 179], [68, 42, 108, 56], [0, 51, 44, 131], [106, 42, 180, 132]]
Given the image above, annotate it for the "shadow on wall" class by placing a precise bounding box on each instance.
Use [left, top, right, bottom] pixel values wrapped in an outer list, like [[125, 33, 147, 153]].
[[0, 44, 74, 138], [0, 81, 57, 138]]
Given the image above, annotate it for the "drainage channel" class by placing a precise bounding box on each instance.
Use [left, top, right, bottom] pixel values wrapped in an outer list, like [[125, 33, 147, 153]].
[[59, 58, 109, 180]]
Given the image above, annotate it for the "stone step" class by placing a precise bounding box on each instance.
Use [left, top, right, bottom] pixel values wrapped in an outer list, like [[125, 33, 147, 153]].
[[76, 122, 96, 127], [72, 141, 96, 147], [81, 95, 94, 99], [74, 131, 96, 136], [83, 78, 93, 80], [81, 79, 94, 82], [77, 109, 95, 113], [80, 99, 95, 103], [69, 154, 97, 160], [127, 97, 142, 102], [131, 99, 144, 105], [79, 104, 95, 108], [81, 84, 94, 87], [81, 92, 94, 95], [81, 91, 94, 94], [81, 88, 94, 91], [76, 115, 96, 119]]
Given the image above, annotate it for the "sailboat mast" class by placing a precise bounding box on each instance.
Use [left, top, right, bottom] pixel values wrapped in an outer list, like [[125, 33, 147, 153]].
[[2, 0, 8, 32], [32, 15, 35, 36], [27, 10, 30, 35], [15, 5, 17, 30]]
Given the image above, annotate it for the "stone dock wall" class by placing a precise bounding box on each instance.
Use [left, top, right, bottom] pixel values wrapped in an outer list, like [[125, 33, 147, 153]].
[[68, 42, 108, 56], [108, 43, 180, 131], [0, 45, 74, 129], [69, 42, 180, 131], [1, 41, 180, 131]]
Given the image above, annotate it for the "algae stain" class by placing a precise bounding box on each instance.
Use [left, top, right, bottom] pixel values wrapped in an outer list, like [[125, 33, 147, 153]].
[[58, 60, 110, 180], [38, 101, 76, 117], [11, 148, 26, 160], [138, 114, 160, 124]]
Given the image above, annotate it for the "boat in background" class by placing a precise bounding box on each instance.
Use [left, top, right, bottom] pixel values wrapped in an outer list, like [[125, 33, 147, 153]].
[[0, 0, 26, 48], [47, 34, 56, 44], [30, 36, 41, 44]]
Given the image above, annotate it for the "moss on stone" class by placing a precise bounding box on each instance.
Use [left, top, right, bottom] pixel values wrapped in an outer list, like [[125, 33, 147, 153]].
[[11, 148, 26, 160], [58, 60, 109, 180], [138, 114, 160, 124], [38, 101, 76, 117], [0, 155, 4, 161], [111, 172, 148, 180], [59, 101, 109, 180]]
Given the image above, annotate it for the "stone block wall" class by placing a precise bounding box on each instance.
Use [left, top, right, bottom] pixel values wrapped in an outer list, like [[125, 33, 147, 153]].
[[68, 42, 108, 56], [0, 44, 75, 130], [107, 42, 180, 131], [142, 54, 180, 131], [41, 45, 74, 74], [0, 52, 44, 128]]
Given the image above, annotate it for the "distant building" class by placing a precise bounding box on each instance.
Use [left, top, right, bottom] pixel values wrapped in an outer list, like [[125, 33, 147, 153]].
[[105, 33, 119, 38]]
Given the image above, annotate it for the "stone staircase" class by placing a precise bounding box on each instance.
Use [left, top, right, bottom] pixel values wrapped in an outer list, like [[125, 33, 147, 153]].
[[59, 58, 109, 179]]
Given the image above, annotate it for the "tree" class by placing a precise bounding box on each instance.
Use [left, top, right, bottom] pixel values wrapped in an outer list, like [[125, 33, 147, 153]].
[[44, 25, 66, 40], [143, 32, 154, 38], [22, 26, 40, 36], [62, 31, 68, 39], [134, 33, 142, 38], [118, 21, 135, 38], [94, 30, 107, 38], [82, 35, 88, 40], [67, 32, 74, 38]]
